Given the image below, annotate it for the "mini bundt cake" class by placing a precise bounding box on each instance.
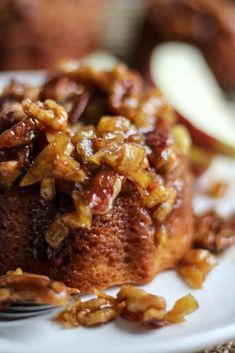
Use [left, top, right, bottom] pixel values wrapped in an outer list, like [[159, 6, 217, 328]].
[[0, 63, 193, 292], [0, 0, 105, 70], [135, 0, 235, 90]]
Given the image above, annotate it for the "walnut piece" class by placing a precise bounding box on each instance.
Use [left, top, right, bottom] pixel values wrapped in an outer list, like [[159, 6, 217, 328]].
[[0, 268, 78, 310], [55, 284, 198, 329], [194, 211, 235, 253], [0, 117, 38, 149]]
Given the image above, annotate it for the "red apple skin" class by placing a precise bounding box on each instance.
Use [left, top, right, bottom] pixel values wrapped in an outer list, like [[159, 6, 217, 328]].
[[176, 112, 235, 157], [146, 51, 235, 158]]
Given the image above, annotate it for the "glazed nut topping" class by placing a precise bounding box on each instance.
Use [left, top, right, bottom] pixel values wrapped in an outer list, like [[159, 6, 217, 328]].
[[55, 285, 198, 329], [194, 211, 235, 253], [177, 249, 217, 289], [55, 296, 119, 328], [22, 99, 68, 131], [0, 63, 180, 249], [117, 285, 167, 328]]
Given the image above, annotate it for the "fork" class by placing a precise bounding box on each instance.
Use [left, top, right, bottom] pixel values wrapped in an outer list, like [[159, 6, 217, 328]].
[[0, 304, 58, 321]]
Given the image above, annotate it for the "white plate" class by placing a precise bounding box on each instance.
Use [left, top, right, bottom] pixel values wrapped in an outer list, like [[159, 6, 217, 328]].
[[0, 73, 235, 353]]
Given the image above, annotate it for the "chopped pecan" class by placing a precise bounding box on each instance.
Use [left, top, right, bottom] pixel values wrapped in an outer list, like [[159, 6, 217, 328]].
[[55, 284, 198, 329], [45, 214, 70, 249], [40, 76, 79, 102], [0, 268, 78, 310], [83, 167, 124, 214], [194, 211, 235, 252], [0, 102, 26, 133], [22, 99, 68, 131], [146, 119, 176, 172], [0, 160, 21, 187], [69, 90, 90, 123], [55, 296, 118, 328], [0, 117, 38, 149], [2, 79, 39, 102], [117, 285, 167, 328]]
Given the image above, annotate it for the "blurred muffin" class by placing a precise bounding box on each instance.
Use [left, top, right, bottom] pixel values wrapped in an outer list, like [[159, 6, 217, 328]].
[[0, 0, 105, 70], [135, 0, 235, 90]]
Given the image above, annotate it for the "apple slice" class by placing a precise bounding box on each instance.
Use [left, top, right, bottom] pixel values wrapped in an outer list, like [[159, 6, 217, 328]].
[[150, 42, 235, 157]]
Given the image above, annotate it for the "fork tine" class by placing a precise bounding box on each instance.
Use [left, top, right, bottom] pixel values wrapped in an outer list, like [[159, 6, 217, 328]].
[[0, 311, 49, 320], [7, 304, 56, 313], [0, 305, 57, 320]]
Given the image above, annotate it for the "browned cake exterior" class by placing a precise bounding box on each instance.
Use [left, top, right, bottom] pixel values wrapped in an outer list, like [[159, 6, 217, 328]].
[[0, 158, 192, 292], [0, 0, 105, 70], [0, 64, 193, 292]]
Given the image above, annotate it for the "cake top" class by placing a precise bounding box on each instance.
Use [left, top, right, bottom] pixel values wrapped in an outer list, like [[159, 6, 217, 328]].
[[148, 0, 235, 42]]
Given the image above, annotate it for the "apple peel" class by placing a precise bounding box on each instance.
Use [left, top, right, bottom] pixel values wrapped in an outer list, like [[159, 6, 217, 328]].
[[150, 42, 235, 157]]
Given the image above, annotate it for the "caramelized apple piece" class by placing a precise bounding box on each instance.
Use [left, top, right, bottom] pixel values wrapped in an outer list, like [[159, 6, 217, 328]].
[[166, 294, 198, 324], [21, 133, 85, 188], [177, 249, 217, 289], [45, 214, 70, 249]]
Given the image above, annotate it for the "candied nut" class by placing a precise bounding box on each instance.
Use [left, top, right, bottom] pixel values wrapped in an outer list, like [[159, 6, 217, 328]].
[[206, 181, 228, 199], [45, 214, 70, 249], [0, 288, 11, 301], [177, 249, 217, 289], [117, 285, 166, 326], [140, 174, 168, 208], [172, 125, 191, 155], [77, 298, 117, 327], [63, 191, 92, 229], [55, 284, 198, 330], [155, 225, 168, 247], [22, 98, 68, 131], [69, 90, 90, 123], [166, 294, 198, 324], [56, 296, 117, 328], [0, 102, 26, 133], [0, 160, 21, 187], [153, 187, 176, 222], [0, 269, 78, 308], [83, 168, 124, 215], [40, 76, 79, 103], [96, 116, 132, 136], [2, 79, 40, 102], [146, 119, 176, 172], [40, 177, 56, 201], [142, 308, 167, 328], [0, 117, 38, 149], [194, 211, 235, 252]]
